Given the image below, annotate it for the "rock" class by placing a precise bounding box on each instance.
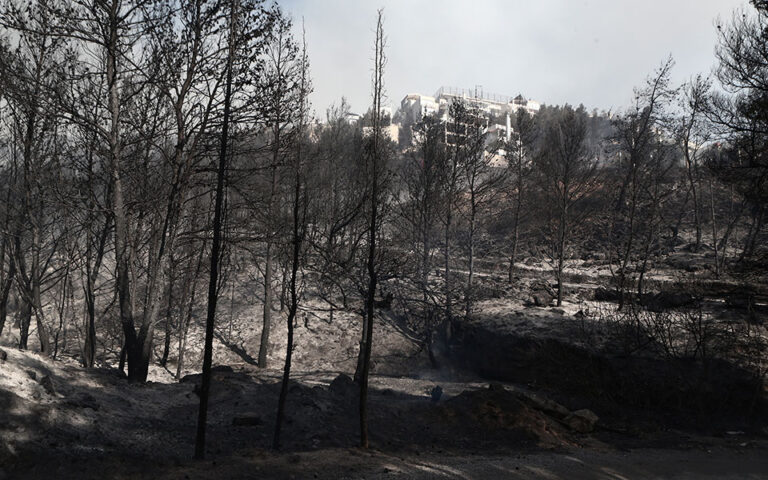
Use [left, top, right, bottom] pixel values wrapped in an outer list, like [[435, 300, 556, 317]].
[[528, 289, 554, 307], [430, 385, 443, 402], [488, 382, 505, 392], [26, 370, 37, 381], [180, 373, 199, 384], [643, 292, 696, 312], [0, 348, 6, 361], [232, 415, 262, 427], [329, 373, 355, 395], [516, 392, 570, 420], [594, 287, 620, 302], [39, 375, 56, 396], [563, 409, 598, 433]]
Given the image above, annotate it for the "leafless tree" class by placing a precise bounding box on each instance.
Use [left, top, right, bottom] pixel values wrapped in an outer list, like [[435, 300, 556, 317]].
[[358, 8, 387, 449], [506, 109, 537, 281], [610, 58, 676, 309], [708, 3, 768, 263], [195, 0, 238, 461], [536, 105, 600, 307], [273, 21, 311, 449], [676, 75, 711, 251]]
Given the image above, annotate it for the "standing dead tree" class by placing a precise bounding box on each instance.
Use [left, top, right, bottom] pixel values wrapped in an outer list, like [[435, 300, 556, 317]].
[[0, 0, 74, 354], [676, 75, 712, 251], [506, 109, 537, 281], [273, 21, 311, 449], [460, 114, 505, 319], [358, 8, 387, 449], [536, 105, 600, 307], [254, 11, 304, 369], [610, 58, 677, 310], [395, 114, 447, 367], [309, 100, 367, 325], [440, 100, 470, 341], [195, 0, 238, 461], [708, 3, 768, 264]]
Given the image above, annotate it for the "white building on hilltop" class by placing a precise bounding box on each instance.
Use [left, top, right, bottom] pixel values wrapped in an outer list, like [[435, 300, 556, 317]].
[[398, 87, 542, 151], [402, 87, 540, 119], [400, 86, 541, 132]]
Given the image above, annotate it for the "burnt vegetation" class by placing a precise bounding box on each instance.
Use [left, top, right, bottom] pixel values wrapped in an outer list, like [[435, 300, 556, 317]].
[[0, 0, 767, 478]]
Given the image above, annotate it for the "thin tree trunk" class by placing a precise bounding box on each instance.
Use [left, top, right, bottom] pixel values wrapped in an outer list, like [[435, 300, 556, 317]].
[[710, 178, 720, 278], [360, 11, 384, 449], [274, 164, 306, 449], [684, 146, 701, 250], [466, 198, 476, 318], [0, 180, 15, 337], [259, 242, 273, 368], [177, 236, 206, 379], [509, 143, 524, 282], [105, 0, 141, 382], [742, 205, 764, 261], [194, 0, 236, 459], [556, 195, 568, 307], [0, 253, 15, 338], [617, 176, 638, 311], [18, 297, 31, 350], [161, 258, 176, 368], [259, 86, 282, 368]]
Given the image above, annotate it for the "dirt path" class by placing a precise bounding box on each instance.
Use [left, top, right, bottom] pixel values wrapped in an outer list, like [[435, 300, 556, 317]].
[[163, 445, 768, 480], [15, 444, 766, 479]]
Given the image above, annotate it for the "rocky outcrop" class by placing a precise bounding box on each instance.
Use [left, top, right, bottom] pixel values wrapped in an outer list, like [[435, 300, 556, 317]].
[[563, 409, 599, 433]]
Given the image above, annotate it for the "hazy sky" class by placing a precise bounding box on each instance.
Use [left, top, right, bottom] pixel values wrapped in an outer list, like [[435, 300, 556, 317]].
[[281, 0, 748, 117]]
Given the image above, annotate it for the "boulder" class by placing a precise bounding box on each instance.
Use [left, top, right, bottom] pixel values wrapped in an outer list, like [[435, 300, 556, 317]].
[[643, 292, 697, 312], [0, 348, 7, 362], [516, 391, 570, 420], [529, 290, 554, 307], [527, 282, 557, 307], [594, 287, 620, 302], [329, 373, 356, 396], [563, 409, 598, 433]]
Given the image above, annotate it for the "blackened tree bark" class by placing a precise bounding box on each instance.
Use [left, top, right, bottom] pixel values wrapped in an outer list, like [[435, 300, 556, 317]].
[[194, 0, 237, 461], [274, 26, 310, 449], [610, 58, 675, 310], [507, 109, 536, 281], [536, 105, 600, 307], [359, 9, 386, 449], [257, 13, 303, 369]]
